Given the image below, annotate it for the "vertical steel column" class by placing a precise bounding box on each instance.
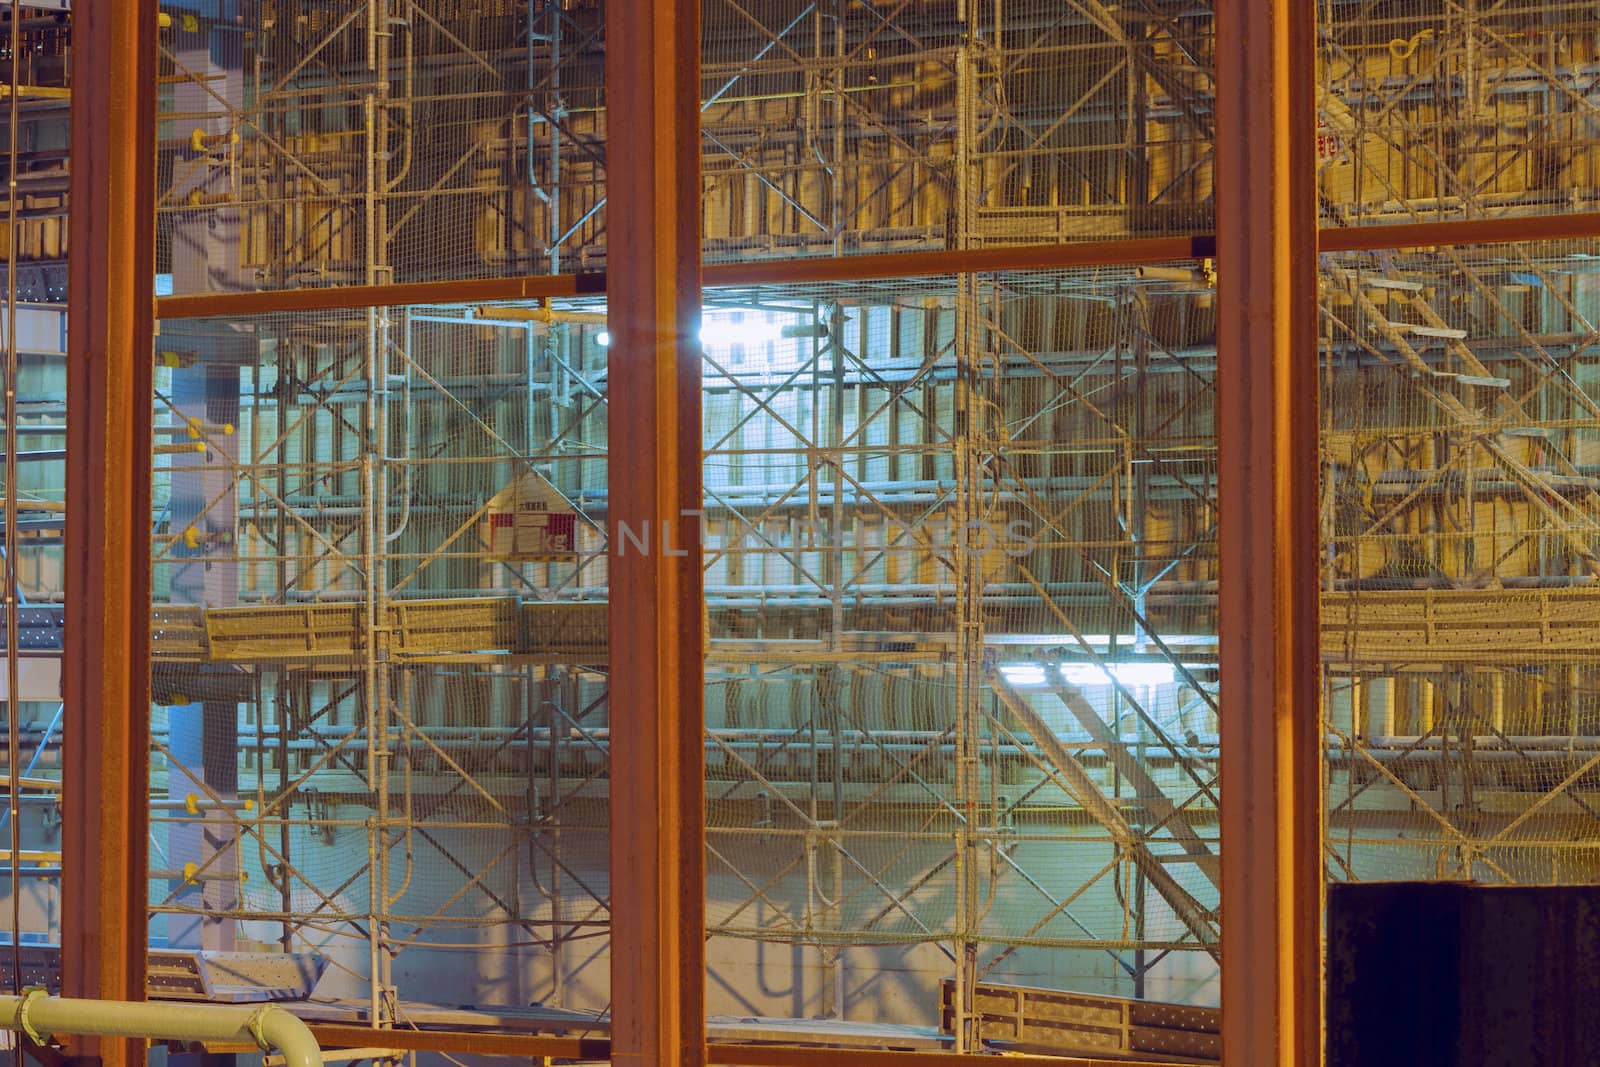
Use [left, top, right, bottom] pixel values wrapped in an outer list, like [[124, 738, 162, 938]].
[[1215, 0, 1321, 1061], [63, 1, 157, 1065], [604, 0, 705, 1064]]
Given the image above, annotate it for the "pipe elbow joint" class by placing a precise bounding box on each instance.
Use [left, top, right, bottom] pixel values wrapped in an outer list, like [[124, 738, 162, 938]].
[[245, 1005, 320, 1067]]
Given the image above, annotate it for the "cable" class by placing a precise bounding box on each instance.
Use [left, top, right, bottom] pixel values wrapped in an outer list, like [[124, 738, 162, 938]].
[[1388, 28, 1435, 60], [5, 0, 24, 1001]]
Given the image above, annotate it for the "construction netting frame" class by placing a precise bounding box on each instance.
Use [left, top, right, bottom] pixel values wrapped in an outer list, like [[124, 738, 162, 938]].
[[1321, 240, 1600, 887], [148, 0, 618, 1049], [699, 270, 1224, 1032], [1317, 0, 1600, 908], [147, 303, 613, 1020]]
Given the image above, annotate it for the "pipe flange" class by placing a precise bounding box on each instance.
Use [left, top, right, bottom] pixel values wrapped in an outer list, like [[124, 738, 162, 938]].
[[18, 986, 50, 1045]]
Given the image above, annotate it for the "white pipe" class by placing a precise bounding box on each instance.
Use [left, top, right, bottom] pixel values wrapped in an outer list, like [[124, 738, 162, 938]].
[[1367, 677, 1395, 737], [0, 993, 320, 1067], [1330, 676, 1359, 735], [1416, 678, 1436, 734]]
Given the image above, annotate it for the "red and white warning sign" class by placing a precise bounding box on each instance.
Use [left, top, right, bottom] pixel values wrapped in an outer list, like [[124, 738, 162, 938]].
[[1316, 114, 1343, 168], [485, 472, 578, 561]]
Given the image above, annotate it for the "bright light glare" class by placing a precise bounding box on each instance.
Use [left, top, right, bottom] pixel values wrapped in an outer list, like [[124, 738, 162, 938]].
[[999, 662, 1176, 688], [593, 310, 800, 352], [699, 315, 786, 348], [1064, 663, 1176, 688]]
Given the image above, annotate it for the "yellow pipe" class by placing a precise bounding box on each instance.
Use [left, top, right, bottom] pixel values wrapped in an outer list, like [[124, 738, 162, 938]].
[[0, 86, 69, 101], [0, 851, 60, 865], [168, 861, 248, 886], [474, 304, 606, 326], [0, 991, 319, 1067], [182, 792, 255, 816]]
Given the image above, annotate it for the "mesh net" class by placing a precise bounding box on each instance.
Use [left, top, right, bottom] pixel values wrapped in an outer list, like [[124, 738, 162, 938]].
[[1322, 238, 1600, 888], [1319, 0, 1600, 227], [0, 300, 68, 974], [157, 0, 1218, 299], [0, 8, 72, 992], [156, 1, 606, 296], [700, 1, 1215, 262], [149, 303, 612, 1021], [702, 268, 1222, 1018], [111, 0, 1600, 1052], [148, 268, 1229, 1032]]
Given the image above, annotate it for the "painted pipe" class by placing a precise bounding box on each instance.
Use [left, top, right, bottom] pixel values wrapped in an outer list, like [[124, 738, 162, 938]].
[[0, 992, 320, 1067]]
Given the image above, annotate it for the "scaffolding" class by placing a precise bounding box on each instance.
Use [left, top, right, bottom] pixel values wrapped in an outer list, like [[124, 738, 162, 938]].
[[114, 0, 1600, 1046], [0, 0, 1594, 1063], [140, 2, 1232, 1042]]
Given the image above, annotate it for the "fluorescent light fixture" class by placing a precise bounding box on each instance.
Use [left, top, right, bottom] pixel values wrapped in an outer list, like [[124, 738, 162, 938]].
[[998, 664, 1046, 686], [998, 662, 1177, 688]]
